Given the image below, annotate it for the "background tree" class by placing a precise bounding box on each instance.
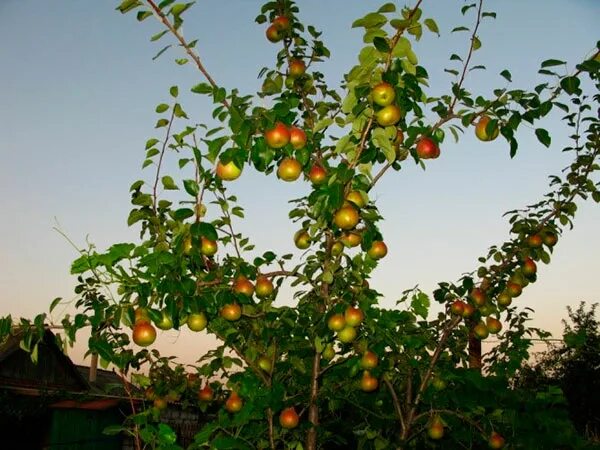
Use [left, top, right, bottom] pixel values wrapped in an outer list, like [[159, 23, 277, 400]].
[[517, 302, 600, 443]]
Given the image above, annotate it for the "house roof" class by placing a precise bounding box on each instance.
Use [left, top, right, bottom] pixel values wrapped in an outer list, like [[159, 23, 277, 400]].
[[0, 328, 140, 410], [0, 329, 88, 392]]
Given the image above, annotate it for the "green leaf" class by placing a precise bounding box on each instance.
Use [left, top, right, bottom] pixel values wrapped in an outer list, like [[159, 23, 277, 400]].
[[155, 118, 169, 128], [161, 175, 178, 190], [411, 292, 430, 319], [461, 3, 476, 15], [152, 45, 171, 60], [472, 36, 481, 50], [157, 423, 177, 444], [173, 103, 188, 118], [377, 3, 396, 13], [451, 26, 469, 33], [117, 0, 142, 14], [170, 2, 194, 17], [191, 222, 218, 241], [392, 37, 411, 57], [136, 10, 152, 21], [314, 118, 333, 133], [401, 59, 416, 75], [155, 103, 169, 113], [541, 59, 566, 68], [170, 85, 179, 98], [183, 179, 199, 197], [372, 36, 390, 52], [103, 425, 125, 436], [482, 12, 497, 19], [424, 18, 439, 35], [371, 127, 395, 163], [535, 128, 551, 148], [150, 30, 169, 42], [49, 297, 62, 313], [191, 82, 212, 94], [145, 138, 159, 149], [560, 76, 580, 95], [173, 208, 194, 221], [352, 13, 387, 29], [500, 69, 512, 82]]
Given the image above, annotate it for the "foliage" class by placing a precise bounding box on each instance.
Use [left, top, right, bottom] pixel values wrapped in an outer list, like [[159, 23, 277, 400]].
[[1, 0, 599, 449], [517, 302, 600, 443]]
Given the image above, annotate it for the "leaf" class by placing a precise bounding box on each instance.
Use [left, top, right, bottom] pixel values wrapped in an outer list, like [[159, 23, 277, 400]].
[[136, 10, 152, 21], [170, 2, 194, 17], [535, 128, 551, 148], [157, 423, 177, 444], [482, 12, 497, 19], [500, 69, 512, 82], [183, 179, 199, 197], [49, 297, 62, 313], [191, 82, 212, 94], [472, 36, 481, 50], [451, 26, 469, 33], [391, 37, 411, 57], [370, 128, 395, 163], [155, 118, 169, 128], [170, 85, 179, 98], [424, 18, 439, 35], [314, 118, 333, 133], [155, 103, 169, 113], [411, 292, 430, 319], [560, 76, 580, 95], [161, 175, 178, 190], [191, 222, 218, 241], [173, 103, 188, 118], [461, 3, 476, 15], [372, 36, 390, 52], [117, 0, 142, 14], [103, 425, 125, 436], [150, 30, 169, 42], [152, 45, 171, 60], [377, 3, 396, 13], [541, 59, 566, 68], [352, 13, 387, 29], [173, 208, 194, 221]]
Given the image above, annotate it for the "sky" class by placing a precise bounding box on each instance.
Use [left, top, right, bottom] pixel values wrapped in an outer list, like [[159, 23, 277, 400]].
[[0, 0, 599, 366]]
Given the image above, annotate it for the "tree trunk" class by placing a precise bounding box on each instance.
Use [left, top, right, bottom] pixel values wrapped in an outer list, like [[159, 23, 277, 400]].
[[305, 351, 320, 450]]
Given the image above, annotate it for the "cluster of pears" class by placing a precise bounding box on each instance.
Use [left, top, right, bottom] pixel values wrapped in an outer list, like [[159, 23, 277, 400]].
[[329, 190, 388, 259], [327, 305, 365, 344], [199, 381, 300, 429], [265, 15, 291, 43], [448, 226, 558, 340], [370, 82, 440, 160], [195, 379, 243, 414], [427, 415, 505, 448], [131, 306, 209, 348], [325, 307, 379, 393], [220, 274, 275, 321], [214, 120, 312, 183], [130, 274, 276, 347]]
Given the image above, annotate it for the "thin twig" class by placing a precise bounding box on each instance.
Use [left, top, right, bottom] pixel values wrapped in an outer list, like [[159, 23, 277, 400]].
[[145, 0, 230, 109]]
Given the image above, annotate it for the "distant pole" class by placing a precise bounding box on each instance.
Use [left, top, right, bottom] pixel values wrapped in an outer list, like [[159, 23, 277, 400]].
[[468, 323, 482, 370], [90, 353, 98, 383]]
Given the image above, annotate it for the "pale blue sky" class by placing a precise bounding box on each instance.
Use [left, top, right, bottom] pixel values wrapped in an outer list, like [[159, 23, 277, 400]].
[[1, 1, 598, 364]]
